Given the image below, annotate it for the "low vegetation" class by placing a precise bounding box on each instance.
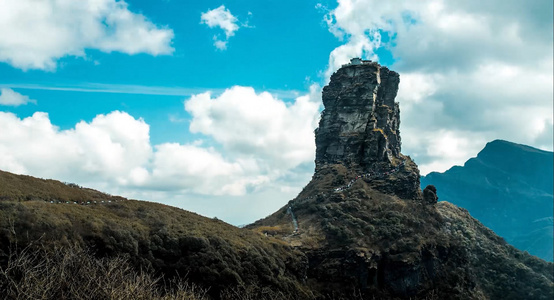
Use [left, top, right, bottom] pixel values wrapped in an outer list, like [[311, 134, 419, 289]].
[[0, 170, 125, 203], [0, 199, 314, 299], [251, 164, 554, 299], [1, 167, 553, 299], [0, 171, 315, 299], [1, 243, 207, 300]]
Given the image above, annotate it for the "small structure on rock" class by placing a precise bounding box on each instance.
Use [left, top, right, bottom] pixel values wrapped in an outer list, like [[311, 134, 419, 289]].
[[350, 57, 362, 65]]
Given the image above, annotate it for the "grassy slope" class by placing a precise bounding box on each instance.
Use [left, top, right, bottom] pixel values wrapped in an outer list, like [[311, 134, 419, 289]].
[[251, 164, 554, 299], [2, 166, 553, 299], [0, 170, 126, 203], [0, 170, 311, 299]]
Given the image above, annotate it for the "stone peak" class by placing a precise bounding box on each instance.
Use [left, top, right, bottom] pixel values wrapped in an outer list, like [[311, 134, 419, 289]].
[[313, 61, 422, 200], [315, 61, 401, 172]]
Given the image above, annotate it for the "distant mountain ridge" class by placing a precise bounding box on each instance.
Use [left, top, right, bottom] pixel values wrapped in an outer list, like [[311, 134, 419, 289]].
[[421, 140, 554, 261]]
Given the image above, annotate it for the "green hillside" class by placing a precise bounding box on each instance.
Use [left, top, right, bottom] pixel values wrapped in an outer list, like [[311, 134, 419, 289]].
[[0, 171, 311, 299]]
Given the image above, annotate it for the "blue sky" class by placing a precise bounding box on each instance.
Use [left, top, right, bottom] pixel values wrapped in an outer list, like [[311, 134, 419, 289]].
[[0, 0, 552, 225], [1, 0, 345, 144]]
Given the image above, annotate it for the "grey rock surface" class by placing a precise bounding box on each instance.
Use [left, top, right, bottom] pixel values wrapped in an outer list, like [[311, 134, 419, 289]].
[[315, 62, 401, 171], [315, 61, 421, 199]]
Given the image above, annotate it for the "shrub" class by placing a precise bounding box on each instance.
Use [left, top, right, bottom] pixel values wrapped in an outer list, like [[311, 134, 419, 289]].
[[0, 244, 207, 300]]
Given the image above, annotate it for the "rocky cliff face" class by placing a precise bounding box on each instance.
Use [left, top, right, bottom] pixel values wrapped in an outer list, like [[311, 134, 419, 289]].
[[315, 61, 421, 200], [316, 61, 401, 170]]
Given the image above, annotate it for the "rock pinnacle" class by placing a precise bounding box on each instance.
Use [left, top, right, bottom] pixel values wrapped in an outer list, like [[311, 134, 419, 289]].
[[314, 59, 421, 199]]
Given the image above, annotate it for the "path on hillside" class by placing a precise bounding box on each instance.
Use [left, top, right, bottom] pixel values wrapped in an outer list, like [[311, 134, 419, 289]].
[[44, 200, 118, 205], [287, 206, 299, 232]]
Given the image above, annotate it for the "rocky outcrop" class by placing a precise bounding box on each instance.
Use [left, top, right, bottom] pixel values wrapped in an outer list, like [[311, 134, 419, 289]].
[[316, 61, 401, 170], [315, 60, 421, 200], [423, 185, 438, 204]]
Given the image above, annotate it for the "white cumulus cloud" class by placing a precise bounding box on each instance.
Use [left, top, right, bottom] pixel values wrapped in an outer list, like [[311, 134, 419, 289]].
[[0, 110, 254, 195], [0, 85, 321, 213], [0, 88, 36, 106], [148, 143, 269, 196], [185, 85, 322, 172], [201, 5, 242, 50], [0, 0, 174, 70], [324, 0, 554, 174], [0, 111, 152, 187]]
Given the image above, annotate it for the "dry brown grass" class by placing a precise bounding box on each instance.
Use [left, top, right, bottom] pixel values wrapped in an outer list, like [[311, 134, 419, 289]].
[[253, 225, 292, 236], [0, 170, 125, 203], [0, 171, 311, 299], [0, 243, 208, 300]]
